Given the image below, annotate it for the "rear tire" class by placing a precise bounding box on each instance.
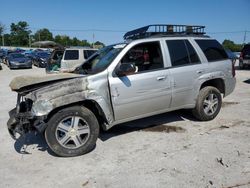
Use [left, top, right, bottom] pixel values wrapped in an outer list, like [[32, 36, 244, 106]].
[[45, 106, 99, 157], [192, 86, 222, 121]]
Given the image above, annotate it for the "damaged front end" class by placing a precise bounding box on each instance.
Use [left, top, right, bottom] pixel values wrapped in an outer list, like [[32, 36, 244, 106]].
[[7, 94, 47, 140], [7, 73, 85, 139]]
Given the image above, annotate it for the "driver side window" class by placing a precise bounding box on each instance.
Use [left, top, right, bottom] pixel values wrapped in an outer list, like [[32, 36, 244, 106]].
[[121, 41, 164, 73]]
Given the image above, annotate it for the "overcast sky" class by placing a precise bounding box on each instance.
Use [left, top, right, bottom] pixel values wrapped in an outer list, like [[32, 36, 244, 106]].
[[1, 0, 249, 45]]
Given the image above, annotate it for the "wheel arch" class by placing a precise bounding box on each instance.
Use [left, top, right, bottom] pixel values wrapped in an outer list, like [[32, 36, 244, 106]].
[[45, 99, 109, 131], [200, 78, 225, 96]]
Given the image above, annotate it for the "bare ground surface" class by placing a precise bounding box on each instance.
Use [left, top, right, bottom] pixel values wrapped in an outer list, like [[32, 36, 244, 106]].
[[0, 62, 250, 188]]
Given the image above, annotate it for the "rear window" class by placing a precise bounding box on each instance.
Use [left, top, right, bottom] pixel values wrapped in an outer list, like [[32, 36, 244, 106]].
[[64, 50, 79, 60], [195, 39, 228, 62], [83, 50, 97, 59]]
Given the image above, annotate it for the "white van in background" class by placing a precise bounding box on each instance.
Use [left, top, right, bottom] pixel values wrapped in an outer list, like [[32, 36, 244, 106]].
[[61, 47, 98, 71]]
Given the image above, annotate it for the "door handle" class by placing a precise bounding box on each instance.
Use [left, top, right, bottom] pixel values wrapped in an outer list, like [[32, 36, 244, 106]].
[[196, 70, 204, 74], [157, 76, 166, 81]]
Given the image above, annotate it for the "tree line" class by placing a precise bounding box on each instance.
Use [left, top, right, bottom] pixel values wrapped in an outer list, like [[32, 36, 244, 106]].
[[222, 39, 243, 52], [0, 21, 246, 51], [0, 21, 104, 47]]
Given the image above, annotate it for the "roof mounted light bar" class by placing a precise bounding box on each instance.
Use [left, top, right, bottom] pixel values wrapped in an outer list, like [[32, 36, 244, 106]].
[[124, 24, 206, 40]]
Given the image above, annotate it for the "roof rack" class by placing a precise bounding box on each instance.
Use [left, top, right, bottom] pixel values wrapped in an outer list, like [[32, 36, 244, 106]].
[[124, 24, 206, 40]]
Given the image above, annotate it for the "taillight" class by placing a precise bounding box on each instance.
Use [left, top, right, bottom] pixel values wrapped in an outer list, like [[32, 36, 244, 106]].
[[232, 61, 236, 77]]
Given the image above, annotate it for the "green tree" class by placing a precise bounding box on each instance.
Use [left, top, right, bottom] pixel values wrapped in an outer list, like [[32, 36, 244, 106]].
[[0, 22, 5, 46], [3, 34, 11, 46], [34, 28, 53, 41], [54, 35, 92, 47], [72, 37, 79, 46], [10, 21, 31, 46], [80, 40, 91, 47], [222, 39, 243, 52], [94, 41, 104, 46], [54, 35, 62, 45], [0, 22, 4, 36], [60, 35, 71, 46]]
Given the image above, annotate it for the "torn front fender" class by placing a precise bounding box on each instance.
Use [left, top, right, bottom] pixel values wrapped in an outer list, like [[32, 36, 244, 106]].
[[27, 71, 114, 126]]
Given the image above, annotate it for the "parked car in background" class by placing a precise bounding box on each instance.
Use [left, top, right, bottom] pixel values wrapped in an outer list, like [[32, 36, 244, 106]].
[[46, 48, 65, 73], [32, 51, 51, 68], [15, 48, 25, 54], [225, 49, 237, 65], [6, 53, 32, 69], [0, 49, 6, 61], [60, 47, 98, 72], [233, 52, 240, 59], [239, 44, 250, 69], [2, 49, 13, 64], [23, 49, 33, 56]]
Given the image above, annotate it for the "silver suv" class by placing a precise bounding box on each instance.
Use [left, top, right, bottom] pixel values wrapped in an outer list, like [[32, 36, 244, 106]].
[[7, 25, 236, 157]]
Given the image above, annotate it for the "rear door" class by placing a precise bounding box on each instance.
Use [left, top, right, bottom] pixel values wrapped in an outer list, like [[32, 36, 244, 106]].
[[166, 39, 207, 108], [109, 41, 172, 121], [61, 49, 81, 70]]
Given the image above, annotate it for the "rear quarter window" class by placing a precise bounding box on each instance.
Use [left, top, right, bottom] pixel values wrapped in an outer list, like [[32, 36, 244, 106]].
[[64, 50, 79, 60], [195, 39, 228, 62]]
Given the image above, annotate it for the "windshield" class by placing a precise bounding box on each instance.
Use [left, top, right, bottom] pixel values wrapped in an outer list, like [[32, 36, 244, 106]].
[[11, 53, 25, 58], [77, 44, 125, 74]]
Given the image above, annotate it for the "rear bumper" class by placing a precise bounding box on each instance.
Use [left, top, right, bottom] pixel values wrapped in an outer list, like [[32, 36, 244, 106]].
[[224, 77, 236, 97], [242, 59, 250, 65]]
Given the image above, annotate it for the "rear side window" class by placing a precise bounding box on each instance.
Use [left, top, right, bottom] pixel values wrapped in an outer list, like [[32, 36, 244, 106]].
[[166, 40, 200, 67], [64, 50, 79, 60], [84, 50, 96, 59], [195, 39, 228, 62]]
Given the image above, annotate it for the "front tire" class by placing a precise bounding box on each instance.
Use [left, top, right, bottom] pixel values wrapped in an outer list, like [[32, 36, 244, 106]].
[[192, 86, 222, 121], [45, 106, 99, 157]]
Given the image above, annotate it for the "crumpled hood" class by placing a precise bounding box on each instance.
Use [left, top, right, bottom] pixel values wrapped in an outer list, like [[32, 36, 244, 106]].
[[9, 73, 83, 91]]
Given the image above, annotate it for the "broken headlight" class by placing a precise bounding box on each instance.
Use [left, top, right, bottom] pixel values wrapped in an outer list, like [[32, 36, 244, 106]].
[[31, 100, 53, 116]]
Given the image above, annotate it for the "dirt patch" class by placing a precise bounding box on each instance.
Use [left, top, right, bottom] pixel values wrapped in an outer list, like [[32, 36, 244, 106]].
[[142, 125, 186, 133], [222, 101, 239, 107], [222, 181, 250, 188], [209, 120, 246, 131]]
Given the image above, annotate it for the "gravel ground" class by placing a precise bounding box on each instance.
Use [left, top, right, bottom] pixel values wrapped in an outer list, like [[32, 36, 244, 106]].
[[0, 62, 250, 188]]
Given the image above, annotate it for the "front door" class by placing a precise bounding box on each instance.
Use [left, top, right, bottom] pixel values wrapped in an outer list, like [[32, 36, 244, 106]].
[[109, 41, 172, 121]]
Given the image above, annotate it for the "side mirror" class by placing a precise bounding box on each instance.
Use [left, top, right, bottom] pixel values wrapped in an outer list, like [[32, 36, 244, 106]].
[[116, 63, 136, 76]]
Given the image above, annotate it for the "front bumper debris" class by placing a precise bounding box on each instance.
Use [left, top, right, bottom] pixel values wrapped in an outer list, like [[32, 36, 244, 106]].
[[7, 108, 35, 139], [7, 108, 48, 140]]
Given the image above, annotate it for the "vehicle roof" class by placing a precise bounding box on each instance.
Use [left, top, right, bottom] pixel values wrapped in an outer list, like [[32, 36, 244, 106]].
[[125, 35, 212, 44], [124, 24, 208, 40], [65, 47, 98, 50]]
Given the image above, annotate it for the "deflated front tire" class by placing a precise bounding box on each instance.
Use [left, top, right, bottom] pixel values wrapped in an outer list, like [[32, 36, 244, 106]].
[[45, 106, 99, 157]]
